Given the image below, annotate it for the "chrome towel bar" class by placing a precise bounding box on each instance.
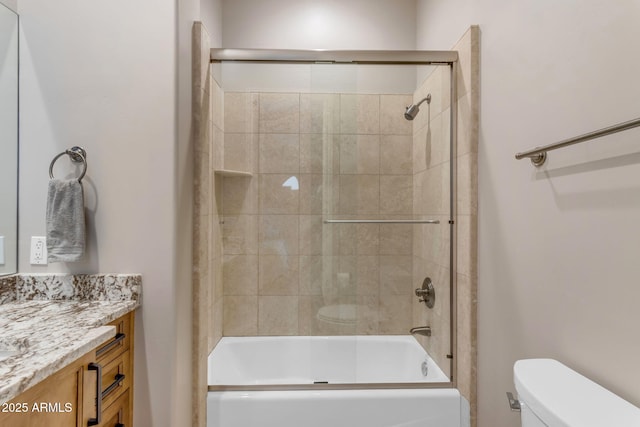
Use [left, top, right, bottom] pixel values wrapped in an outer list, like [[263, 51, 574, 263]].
[[323, 219, 440, 224], [49, 146, 88, 182], [515, 117, 640, 167]]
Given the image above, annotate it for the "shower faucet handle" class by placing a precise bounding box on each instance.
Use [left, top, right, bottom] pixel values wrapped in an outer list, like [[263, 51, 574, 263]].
[[415, 277, 435, 309], [415, 288, 430, 297]]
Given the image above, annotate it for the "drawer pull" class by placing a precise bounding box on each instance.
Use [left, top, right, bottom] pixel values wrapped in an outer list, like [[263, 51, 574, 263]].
[[87, 363, 102, 426], [116, 424, 125, 427], [102, 373, 126, 399], [96, 333, 126, 357]]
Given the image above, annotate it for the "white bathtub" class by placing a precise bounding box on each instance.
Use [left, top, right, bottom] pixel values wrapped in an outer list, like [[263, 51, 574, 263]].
[[207, 336, 464, 427], [208, 335, 448, 385]]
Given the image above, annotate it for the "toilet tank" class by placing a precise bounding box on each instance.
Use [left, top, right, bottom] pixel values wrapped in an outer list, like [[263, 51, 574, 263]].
[[514, 359, 640, 427]]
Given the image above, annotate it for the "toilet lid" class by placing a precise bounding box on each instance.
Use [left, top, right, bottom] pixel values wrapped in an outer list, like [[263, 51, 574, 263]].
[[514, 359, 640, 427], [317, 304, 357, 324]]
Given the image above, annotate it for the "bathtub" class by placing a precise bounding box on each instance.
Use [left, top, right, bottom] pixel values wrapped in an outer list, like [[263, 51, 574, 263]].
[[207, 336, 464, 427]]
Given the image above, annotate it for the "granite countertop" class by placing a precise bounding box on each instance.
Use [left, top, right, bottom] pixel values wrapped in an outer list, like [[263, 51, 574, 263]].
[[0, 274, 141, 405]]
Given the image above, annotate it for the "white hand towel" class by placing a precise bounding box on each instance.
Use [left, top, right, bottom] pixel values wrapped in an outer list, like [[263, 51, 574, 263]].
[[46, 179, 85, 262]]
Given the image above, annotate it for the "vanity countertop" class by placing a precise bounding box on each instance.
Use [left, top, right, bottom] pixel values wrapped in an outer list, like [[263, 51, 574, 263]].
[[0, 274, 141, 405]]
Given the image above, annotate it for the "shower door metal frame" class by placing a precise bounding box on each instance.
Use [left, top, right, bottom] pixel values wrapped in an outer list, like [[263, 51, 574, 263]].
[[209, 48, 459, 392], [211, 48, 458, 65]]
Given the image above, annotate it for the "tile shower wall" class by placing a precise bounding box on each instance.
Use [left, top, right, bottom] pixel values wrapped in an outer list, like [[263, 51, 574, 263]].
[[221, 91, 415, 336], [192, 22, 224, 427], [453, 27, 479, 425], [411, 62, 453, 379], [411, 26, 479, 423], [193, 25, 224, 356]]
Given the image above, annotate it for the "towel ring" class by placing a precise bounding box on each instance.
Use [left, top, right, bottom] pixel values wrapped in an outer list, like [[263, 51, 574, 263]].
[[49, 146, 88, 182]]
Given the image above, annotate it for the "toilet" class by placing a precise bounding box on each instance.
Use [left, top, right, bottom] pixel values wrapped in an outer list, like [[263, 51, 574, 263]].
[[514, 358, 640, 426]]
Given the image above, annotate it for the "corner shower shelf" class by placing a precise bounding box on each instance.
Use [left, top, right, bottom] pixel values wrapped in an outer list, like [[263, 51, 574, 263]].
[[214, 169, 253, 177]]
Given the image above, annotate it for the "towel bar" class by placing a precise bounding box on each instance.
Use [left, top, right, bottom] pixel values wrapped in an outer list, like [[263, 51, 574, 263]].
[[49, 146, 88, 182], [323, 219, 440, 224], [515, 117, 640, 167]]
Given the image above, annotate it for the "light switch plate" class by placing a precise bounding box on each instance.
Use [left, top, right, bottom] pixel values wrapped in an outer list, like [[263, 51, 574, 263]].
[[30, 236, 47, 265], [0, 236, 4, 265]]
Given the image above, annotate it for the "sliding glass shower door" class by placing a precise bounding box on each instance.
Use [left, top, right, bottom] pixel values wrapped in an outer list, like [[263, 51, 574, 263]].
[[218, 56, 454, 385]]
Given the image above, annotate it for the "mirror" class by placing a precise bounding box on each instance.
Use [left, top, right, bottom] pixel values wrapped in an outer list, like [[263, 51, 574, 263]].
[[0, 2, 18, 276]]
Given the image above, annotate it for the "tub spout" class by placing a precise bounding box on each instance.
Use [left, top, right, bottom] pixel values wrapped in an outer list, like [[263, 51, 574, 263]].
[[410, 326, 431, 337]]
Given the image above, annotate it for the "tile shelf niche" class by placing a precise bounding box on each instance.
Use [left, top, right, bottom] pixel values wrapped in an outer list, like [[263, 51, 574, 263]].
[[214, 169, 253, 178]]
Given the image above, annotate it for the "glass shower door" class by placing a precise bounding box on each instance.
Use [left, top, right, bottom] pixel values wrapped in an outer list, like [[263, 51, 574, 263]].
[[219, 58, 453, 386]]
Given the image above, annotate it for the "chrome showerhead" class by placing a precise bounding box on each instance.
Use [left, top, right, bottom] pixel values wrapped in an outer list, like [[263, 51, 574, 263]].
[[404, 93, 431, 121], [404, 105, 420, 121]]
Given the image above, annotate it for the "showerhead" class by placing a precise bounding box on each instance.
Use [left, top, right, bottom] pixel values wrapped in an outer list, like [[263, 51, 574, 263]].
[[404, 93, 431, 121], [404, 105, 420, 121]]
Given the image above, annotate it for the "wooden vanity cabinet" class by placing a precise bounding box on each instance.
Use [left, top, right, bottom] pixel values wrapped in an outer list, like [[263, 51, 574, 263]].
[[0, 350, 97, 427], [0, 311, 135, 427], [94, 312, 134, 427], [96, 389, 130, 427]]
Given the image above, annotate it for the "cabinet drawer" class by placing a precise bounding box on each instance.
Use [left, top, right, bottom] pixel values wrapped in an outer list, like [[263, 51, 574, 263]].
[[98, 389, 130, 427], [97, 314, 132, 364], [100, 350, 131, 409]]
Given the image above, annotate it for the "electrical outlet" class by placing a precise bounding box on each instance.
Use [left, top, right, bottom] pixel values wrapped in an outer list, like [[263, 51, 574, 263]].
[[30, 236, 48, 265]]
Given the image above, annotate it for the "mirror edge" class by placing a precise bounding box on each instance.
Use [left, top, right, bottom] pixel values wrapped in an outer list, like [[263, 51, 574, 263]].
[[0, 1, 19, 276]]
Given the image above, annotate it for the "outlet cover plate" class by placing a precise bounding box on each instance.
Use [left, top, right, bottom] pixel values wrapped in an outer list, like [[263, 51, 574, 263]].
[[30, 236, 47, 265]]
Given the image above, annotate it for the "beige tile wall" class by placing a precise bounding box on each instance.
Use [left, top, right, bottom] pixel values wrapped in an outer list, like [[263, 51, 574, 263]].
[[222, 91, 416, 337], [192, 22, 224, 427], [454, 26, 479, 427], [411, 25, 479, 426], [411, 63, 453, 379]]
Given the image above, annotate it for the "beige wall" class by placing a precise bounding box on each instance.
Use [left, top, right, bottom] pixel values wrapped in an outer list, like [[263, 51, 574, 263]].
[[18, 0, 185, 425], [416, 1, 640, 427], [222, 0, 417, 50], [17, 1, 221, 426]]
